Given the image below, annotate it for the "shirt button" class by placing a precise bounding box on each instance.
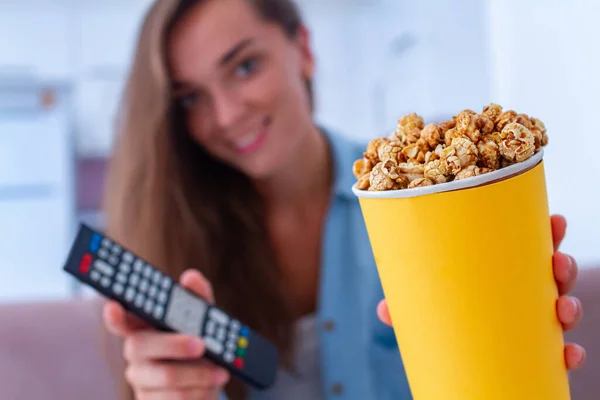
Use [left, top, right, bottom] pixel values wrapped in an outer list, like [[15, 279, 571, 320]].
[[323, 320, 335, 331], [331, 383, 344, 395]]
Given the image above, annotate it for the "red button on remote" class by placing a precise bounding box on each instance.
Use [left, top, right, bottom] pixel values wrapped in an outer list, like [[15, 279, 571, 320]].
[[233, 358, 244, 369], [79, 254, 92, 274]]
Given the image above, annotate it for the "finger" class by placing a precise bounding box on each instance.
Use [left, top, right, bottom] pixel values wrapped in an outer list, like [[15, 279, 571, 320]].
[[551, 214, 567, 252], [556, 295, 583, 331], [565, 343, 586, 370], [376, 300, 393, 326], [126, 360, 230, 390], [180, 269, 215, 304], [103, 300, 150, 337], [134, 388, 218, 400], [124, 331, 206, 362], [553, 252, 578, 295]]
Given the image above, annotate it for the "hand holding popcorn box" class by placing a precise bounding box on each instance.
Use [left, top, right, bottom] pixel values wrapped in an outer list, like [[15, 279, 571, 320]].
[[353, 104, 570, 399]]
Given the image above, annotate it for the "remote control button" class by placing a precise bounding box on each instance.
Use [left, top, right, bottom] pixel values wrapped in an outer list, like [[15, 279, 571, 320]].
[[133, 260, 144, 272], [116, 273, 127, 284], [224, 352, 235, 363], [153, 305, 164, 319], [239, 326, 249, 336], [119, 262, 131, 274], [152, 270, 161, 284], [135, 293, 146, 308], [230, 320, 241, 331], [148, 285, 158, 298], [233, 358, 244, 369], [143, 265, 153, 278], [236, 347, 246, 356], [237, 337, 248, 349], [108, 255, 119, 266], [122, 252, 134, 263], [226, 341, 236, 352], [144, 299, 154, 314], [129, 274, 140, 287], [203, 337, 224, 355], [161, 276, 172, 290], [90, 234, 101, 252], [102, 238, 112, 248], [139, 279, 149, 293], [98, 248, 109, 260], [216, 328, 226, 342], [93, 260, 115, 276], [228, 331, 238, 341], [157, 290, 168, 305], [209, 308, 229, 325], [113, 283, 125, 296], [206, 320, 216, 336], [111, 244, 121, 254], [90, 270, 101, 282], [125, 287, 136, 302], [164, 286, 208, 336], [101, 277, 111, 288], [79, 254, 92, 274]]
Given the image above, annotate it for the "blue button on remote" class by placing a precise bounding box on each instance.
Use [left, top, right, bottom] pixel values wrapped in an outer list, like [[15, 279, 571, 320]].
[[89, 234, 101, 252]]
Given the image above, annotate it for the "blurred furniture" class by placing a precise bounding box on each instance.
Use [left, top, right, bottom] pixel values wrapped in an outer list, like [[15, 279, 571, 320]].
[[0, 266, 598, 400], [0, 78, 76, 302], [0, 297, 123, 400]]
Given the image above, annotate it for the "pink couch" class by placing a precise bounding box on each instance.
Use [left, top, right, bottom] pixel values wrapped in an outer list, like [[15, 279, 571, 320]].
[[0, 267, 599, 400]]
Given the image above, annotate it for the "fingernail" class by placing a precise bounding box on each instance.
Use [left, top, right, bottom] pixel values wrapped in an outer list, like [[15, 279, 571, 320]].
[[571, 297, 579, 314], [215, 369, 230, 385], [189, 337, 204, 354]]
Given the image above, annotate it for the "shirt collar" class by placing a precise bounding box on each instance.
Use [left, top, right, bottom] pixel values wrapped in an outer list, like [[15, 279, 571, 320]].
[[321, 125, 361, 200]]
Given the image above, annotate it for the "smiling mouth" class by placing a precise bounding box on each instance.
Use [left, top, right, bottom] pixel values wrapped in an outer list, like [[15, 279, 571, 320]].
[[233, 117, 271, 154]]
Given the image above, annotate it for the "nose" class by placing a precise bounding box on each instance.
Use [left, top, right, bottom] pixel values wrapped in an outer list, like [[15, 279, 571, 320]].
[[211, 90, 246, 130]]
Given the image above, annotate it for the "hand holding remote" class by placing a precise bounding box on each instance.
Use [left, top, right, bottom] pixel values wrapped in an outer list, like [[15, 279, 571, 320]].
[[103, 269, 231, 400]]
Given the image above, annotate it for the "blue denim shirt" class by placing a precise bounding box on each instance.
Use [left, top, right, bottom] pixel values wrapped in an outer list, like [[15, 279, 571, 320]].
[[225, 127, 414, 399]]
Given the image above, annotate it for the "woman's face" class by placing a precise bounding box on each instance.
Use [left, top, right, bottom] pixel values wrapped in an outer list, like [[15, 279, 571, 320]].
[[167, 0, 315, 179]]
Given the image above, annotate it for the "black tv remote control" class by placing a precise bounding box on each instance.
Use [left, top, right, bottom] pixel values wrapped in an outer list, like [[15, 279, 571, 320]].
[[63, 223, 279, 390]]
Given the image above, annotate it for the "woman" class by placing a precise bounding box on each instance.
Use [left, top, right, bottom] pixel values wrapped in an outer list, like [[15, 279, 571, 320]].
[[101, 0, 586, 399]]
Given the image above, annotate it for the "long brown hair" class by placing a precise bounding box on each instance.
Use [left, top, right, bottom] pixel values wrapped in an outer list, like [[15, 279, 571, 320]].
[[102, 0, 311, 399]]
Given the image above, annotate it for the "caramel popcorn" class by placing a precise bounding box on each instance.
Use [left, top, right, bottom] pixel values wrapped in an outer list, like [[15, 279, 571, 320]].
[[477, 136, 501, 170], [354, 104, 548, 191], [421, 124, 443, 149], [482, 103, 502, 122], [456, 110, 481, 143], [450, 137, 478, 168], [495, 110, 518, 132], [444, 128, 462, 147], [499, 123, 536, 162], [365, 137, 390, 162], [369, 160, 409, 191], [356, 174, 370, 190], [408, 177, 434, 188], [424, 159, 450, 184], [391, 113, 423, 145], [353, 157, 374, 179], [455, 165, 492, 180], [378, 141, 406, 163]]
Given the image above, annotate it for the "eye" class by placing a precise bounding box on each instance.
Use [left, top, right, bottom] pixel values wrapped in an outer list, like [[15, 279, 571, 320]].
[[179, 92, 199, 109], [235, 58, 259, 78]]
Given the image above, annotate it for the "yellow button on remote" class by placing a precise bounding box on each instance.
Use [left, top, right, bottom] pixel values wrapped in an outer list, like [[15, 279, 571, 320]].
[[238, 337, 248, 348]]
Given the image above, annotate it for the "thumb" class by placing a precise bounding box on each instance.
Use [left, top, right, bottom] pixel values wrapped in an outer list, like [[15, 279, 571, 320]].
[[179, 269, 215, 304]]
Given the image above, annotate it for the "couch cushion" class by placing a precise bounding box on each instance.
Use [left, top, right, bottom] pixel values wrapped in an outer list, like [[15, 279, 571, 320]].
[[565, 266, 600, 400], [0, 298, 124, 400]]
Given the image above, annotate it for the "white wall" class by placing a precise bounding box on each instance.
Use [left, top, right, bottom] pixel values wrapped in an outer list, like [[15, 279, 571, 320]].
[[487, 0, 600, 267]]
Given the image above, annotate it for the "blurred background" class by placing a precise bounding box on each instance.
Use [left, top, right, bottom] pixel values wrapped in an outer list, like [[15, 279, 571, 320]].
[[0, 0, 598, 304]]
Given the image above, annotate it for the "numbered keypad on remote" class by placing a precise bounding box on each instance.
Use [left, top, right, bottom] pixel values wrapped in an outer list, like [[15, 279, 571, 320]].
[[84, 233, 173, 321], [78, 230, 253, 371], [201, 308, 249, 368]]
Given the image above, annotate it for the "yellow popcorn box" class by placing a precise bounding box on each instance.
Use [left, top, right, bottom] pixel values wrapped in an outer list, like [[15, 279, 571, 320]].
[[353, 149, 571, 400]]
